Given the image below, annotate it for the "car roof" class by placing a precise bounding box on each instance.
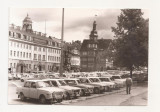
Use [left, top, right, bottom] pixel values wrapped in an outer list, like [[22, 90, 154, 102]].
[[25, 80, 44, 82]]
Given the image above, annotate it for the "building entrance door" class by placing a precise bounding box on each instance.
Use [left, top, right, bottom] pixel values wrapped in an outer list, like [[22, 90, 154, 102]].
[[21, 65, 23, 73], [39, 65, 42, 71]]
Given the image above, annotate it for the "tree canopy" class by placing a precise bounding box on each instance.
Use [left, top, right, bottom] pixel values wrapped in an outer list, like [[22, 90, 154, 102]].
[[111, 9, 148, 77]]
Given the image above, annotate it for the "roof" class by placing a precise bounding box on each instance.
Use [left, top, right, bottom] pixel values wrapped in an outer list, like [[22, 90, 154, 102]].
[[80, 39, 112, 51]]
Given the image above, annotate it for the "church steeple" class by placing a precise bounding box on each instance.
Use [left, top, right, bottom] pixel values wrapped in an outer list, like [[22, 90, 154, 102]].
[[89, 20, 98, 41]]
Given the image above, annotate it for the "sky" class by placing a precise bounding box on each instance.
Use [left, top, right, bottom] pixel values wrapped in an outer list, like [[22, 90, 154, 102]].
[[9, 8, 149, 42]]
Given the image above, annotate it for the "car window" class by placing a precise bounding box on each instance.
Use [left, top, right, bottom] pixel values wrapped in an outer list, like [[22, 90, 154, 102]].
[[65, 80, 76, 85], [79, 78, 89, 83], [58, 80, 67, 86], [31, 82, 36, 88], [37, 81, 50, 88], [89, 78, 100, 82], [99, 78, 109, 82], [51, 81, 58, 87], [112, 76, 121, 79], [24, 82, 30, 87]]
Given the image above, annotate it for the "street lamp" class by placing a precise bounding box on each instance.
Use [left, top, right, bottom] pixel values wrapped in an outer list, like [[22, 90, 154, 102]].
[[60, 8, 64, 75]]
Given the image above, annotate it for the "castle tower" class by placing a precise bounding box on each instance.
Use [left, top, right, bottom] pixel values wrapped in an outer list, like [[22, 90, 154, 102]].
[[22, 14, 33, 33]]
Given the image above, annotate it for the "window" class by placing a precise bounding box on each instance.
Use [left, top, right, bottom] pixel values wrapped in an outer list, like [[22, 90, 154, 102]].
[[34, 46, 37, 51], [39, 47, 41, 51], [14, 42, 16, 47], [26, 45, 28, 49], [10, 50, 12, 56], [31, 82, 36, 88], [14, 63, 16, 68], [29, 64, 31, 69], [10, 63, 12, 68], [23, 44, 25, 48], [24, 82, 30, 87], [14, 51, 16, 57], [38, 55, 41, 60], [17, 51, 19, 57], [26, 53, 28, 58], [21, 43, 23, 48], [20, 52, 22, 57], [34, 54, 37, 60], [48, 56, 50, 61], [43, 55, 45, 61], [29, 53, 31, 58], [17, 43, 19, 47], [23, 52, 25, 58], [26, 64, 28, 69], [43, 48, 45, 52], [29, 45, 31, 50], [82, 51, 87, 55], [9, 31, 11, 36], [23, 35, 27, 40]]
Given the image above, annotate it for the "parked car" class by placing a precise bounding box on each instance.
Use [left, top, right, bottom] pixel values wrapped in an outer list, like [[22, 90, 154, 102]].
[[64, 78, 94, 96], [20, 74, 34, 82], [87, 77, 114, 92], [78, 77, 105, 93], [44, 79, 82, 100], [99, 77, 120, 89], [111, 75, 126, 87], [16, 80, 65, 104]]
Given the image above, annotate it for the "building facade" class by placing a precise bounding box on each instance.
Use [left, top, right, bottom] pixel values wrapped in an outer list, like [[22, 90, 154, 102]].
[[80, 21, 113, 72], [8, 14, 61, 73]]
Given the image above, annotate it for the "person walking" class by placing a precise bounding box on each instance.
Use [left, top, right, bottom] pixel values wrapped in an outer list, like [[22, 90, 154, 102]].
[[126, 77, 132, 94]]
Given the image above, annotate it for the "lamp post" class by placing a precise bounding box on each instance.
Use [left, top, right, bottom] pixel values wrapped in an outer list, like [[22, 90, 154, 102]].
[[60, 8, 64, 75]]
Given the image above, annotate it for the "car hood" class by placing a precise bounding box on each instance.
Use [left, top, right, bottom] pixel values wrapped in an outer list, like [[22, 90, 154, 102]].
[[100, 82, 115, 85], [91, 82, 107, 86], [59, 85, 80, 90], [78, 84, 94, 88], [38, 87, 65, 93]]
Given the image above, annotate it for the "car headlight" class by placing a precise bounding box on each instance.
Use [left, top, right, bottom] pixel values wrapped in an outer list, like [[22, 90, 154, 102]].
[[46, 93, 52, 98]]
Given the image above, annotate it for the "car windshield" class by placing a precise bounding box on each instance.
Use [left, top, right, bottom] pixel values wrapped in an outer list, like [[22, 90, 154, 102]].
[[79, 78, 89, 83], [65, 80, 77, 85], [89, 78, 100, 82], [58, 80, 67, 86], [112, 76, 121, 79], [99, 78, 110, 82], [77, 80, 82, 84], [37, 81, 51, 88]]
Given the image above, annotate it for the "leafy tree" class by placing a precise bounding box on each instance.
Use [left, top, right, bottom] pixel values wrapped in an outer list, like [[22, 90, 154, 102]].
[[111, 9, 148, 78]]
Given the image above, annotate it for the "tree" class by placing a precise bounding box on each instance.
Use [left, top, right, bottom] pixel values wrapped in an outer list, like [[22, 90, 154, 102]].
[[111, 9, 148, 78]]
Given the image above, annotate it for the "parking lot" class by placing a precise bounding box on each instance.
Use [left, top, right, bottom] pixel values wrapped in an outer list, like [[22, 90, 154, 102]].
[[8, 79, 148, 105]]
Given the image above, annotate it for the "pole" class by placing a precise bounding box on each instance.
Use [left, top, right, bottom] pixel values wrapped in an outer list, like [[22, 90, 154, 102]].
[[60, 8, 64, 75]]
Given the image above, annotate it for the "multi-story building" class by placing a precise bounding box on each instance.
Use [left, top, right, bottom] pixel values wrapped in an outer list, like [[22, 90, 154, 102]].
[[8, 14, 61, 73], [80, 20, 113, 72]]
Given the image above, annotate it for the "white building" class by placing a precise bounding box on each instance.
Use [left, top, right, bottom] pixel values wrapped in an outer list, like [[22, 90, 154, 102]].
[[8, 14, 61, 73]]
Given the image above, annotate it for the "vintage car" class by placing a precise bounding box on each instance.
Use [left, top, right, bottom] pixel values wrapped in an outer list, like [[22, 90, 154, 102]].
[[111, 75, 126, 87], [99, 77, 120, 89], [64, 78, 94, 96], [20, 74, 34, 82], [16, 80, 65, 104], [44, 79, 82, 99], [87, 77, 115, 92], [78, 77, 105, 94]]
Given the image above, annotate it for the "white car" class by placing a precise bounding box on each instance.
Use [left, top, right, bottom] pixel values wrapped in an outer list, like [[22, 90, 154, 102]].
[[88, 77, 115, 92], [44, 79, 82, 99], [111, 75, 126, 87], [16, 80, 65, 104]]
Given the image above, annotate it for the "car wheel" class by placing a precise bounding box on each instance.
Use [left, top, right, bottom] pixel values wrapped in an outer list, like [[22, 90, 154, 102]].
[[80, 90, 85, 96], [39, 95, 46, 104], [21, 79, 24, 82], [56, 99, 62, 103], [19, 93, 25, 101], [94, 88, 100, 94]]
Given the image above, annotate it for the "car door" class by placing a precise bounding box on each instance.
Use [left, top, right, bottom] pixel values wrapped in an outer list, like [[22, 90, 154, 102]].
[[29, 82, 38, 99], [23, 82, 30, 97]]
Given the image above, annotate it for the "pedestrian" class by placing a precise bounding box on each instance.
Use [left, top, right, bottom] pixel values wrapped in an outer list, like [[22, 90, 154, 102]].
[[126, 77, 132, 94]]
